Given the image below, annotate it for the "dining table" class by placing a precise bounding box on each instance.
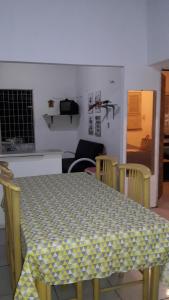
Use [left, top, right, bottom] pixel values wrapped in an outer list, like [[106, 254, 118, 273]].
[[14, 172, 169, 300]]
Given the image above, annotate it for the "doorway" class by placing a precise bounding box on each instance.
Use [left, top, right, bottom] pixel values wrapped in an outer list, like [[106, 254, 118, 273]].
[[126, 90, 156, 174], [158, 70, 169, 206]]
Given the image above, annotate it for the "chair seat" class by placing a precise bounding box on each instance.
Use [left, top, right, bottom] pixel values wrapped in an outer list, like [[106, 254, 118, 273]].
[[85, 166, 96, 175], [62, 139, 104, 173], [63, 158, 95, 173]]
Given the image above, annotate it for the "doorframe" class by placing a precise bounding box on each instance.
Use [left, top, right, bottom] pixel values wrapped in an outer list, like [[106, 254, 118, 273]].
[[158, 71, 167, 203]]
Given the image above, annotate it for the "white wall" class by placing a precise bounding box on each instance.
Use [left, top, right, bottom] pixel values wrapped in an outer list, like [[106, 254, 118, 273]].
[[147, 0, 169, 65], [77, 64, 161, 207], [0, 63, 78, 152], [76, 66, 124, 161], [0, 0, 163, 207], [0, 0, 147, 66]]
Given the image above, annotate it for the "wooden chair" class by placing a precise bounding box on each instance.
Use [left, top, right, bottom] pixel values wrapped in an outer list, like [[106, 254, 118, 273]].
[[95, 155, 118, 189], [0, 160, 9, 168], [0, 174, 52, 299], [119, 163, 151, 208], [93, 163, 151, 300], [0, 163, 14, 208], [0, 161, 13, 182], [1, 174, 83, 300], [0, 175, 22, 294], [0, 164, 14, 268]]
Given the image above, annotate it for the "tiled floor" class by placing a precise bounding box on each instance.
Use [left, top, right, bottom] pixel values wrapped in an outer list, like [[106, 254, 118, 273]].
[[1, 182, 169, 300]]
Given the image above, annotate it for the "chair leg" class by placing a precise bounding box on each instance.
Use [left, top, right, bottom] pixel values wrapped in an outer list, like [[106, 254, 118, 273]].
[[93, 278, 100, 300], [76, 281, 83, 300], [143, 268, 149, 300], [5, 211, 10, 264], [8, 235, 16, 294], [150, 266, 160, 300], [36, 280, 51, 300]]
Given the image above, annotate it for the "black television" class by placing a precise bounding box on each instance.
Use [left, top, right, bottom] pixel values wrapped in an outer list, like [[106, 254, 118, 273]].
[[60, 99, 79, 115]]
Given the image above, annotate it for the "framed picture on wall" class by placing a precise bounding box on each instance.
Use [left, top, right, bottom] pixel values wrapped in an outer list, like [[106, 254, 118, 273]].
[[88, 92, 94, 114], [95, 116, 101, 137], [95, 90, 101, 113], [88, 116, 94, 135]]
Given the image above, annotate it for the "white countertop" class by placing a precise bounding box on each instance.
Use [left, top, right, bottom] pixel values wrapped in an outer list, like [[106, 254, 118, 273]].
[[0, 149, 63, 158]]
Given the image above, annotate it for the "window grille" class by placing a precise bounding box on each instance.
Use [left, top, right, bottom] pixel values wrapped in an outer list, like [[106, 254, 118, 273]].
[[0, 89, 34, 144]]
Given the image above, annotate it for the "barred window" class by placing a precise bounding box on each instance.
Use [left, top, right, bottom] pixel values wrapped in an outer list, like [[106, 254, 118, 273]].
[[0, 89, 34, 144]]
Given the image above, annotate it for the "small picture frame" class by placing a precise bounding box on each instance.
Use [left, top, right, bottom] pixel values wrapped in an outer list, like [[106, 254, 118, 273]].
[[95, 116, 101, 137], [88, 116, 94, 135], [95, 90, 101, 113], [88, 92, 94, 114]]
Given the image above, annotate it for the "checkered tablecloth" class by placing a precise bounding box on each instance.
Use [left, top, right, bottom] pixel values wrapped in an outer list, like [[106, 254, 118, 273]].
[[14, 172, 169, 299]]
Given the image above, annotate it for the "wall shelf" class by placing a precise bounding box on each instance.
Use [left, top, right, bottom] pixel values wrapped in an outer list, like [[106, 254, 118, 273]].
[[43, 114, 80, 129]]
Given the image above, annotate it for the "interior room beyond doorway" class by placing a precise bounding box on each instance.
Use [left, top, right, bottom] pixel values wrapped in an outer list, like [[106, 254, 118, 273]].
[[126, 90, 156, 174]]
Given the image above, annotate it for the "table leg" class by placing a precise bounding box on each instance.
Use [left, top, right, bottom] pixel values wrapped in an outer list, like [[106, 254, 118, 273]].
[[77, 281, 83, 300], [93, 278, 100, 300], [36, 280, 51, 300], [150, 266, 160, 300], [143, 268, 149, 300]]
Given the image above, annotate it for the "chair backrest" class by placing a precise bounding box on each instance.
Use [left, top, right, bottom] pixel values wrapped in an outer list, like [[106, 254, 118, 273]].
[[75, 139, 104, 160], [0, 164, 14, 209], [0, 164, 14, 179], [96, 155, 118, 189], [0, 160, 9, 168], [119, 163, 151, 208], [0, 175, 22, 293]]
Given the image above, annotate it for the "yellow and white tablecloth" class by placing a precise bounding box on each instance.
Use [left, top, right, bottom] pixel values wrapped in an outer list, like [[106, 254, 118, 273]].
[[14, 172, 169, 299]]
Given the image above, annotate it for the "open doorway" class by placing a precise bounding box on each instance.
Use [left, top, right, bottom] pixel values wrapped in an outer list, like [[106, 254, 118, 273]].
[[151, 71, 169, 219], [158, 71, 169, 206], [126, 90, 156, 174]]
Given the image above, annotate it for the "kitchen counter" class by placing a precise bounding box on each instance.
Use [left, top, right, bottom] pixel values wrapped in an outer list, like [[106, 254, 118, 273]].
[[0, 149, 63, 158]]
